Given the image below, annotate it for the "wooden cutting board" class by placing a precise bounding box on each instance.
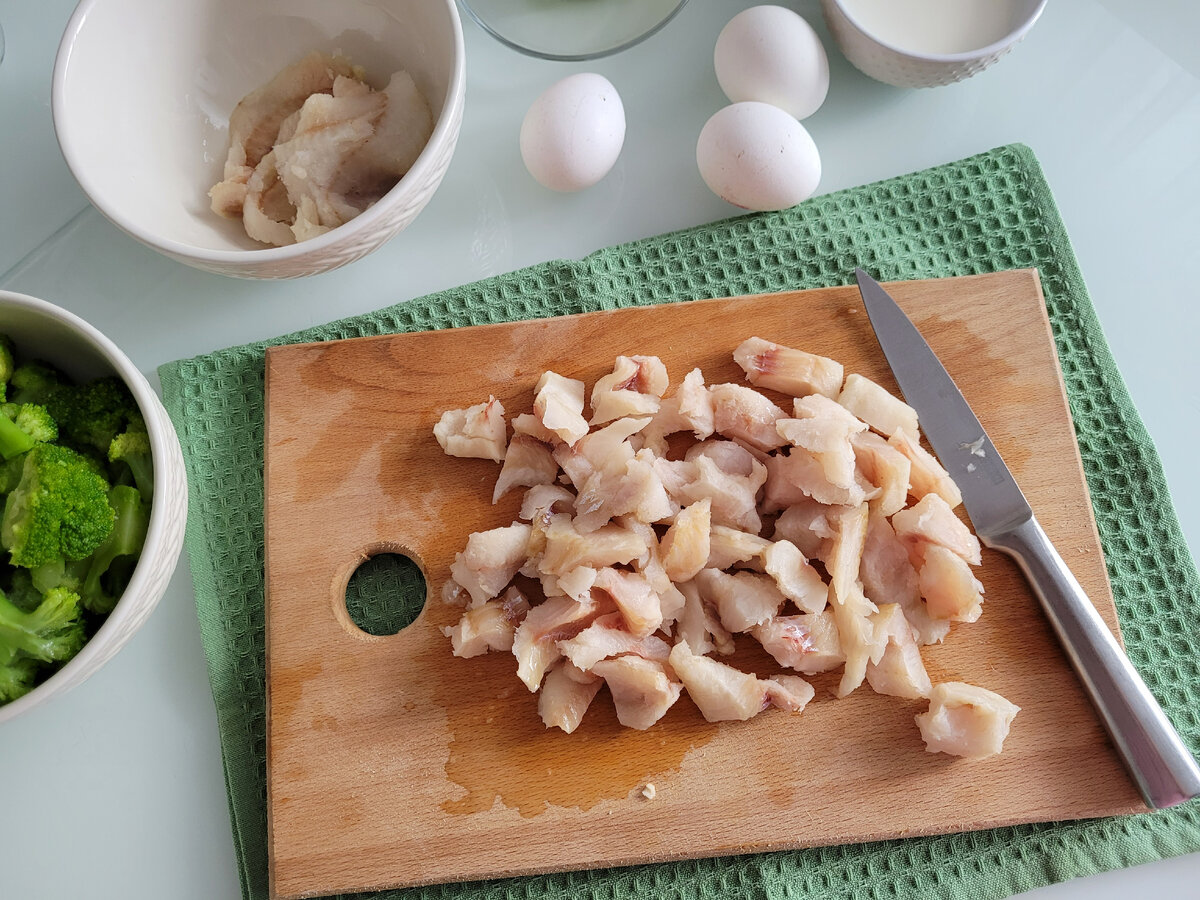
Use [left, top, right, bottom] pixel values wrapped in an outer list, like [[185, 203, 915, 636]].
[[263, 270, 1144, 900]]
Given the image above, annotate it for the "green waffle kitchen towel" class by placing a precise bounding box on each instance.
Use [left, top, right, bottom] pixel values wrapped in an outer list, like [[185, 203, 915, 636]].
[[158, 143, 1200, 900]]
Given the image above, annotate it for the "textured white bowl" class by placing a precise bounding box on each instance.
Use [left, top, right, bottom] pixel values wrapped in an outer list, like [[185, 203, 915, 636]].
[[820, 0, 1046, 89], [0, 291, 188, 724], [52, 0, 465, 279]]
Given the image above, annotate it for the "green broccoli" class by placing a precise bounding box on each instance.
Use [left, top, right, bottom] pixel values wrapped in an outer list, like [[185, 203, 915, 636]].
[[109, 430, 153, 502], [0, 455, 23, 495], [0, 656, 38, 702], [7, 361, 64, 407], [48, 376, 137, 455], [0, 585, 85, 665], [0, 402, 58, 460], [1, 444, 115, 569], [81, 485, 148, 615], [31, 556, 89, 595]]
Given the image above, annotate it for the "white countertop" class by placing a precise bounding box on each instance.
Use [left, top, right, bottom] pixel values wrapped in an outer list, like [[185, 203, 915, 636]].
[[1, 0, 1197, 896]]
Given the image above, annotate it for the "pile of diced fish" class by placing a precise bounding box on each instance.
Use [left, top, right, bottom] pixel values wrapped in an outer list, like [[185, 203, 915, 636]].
[[434, 338, 1019, 759]]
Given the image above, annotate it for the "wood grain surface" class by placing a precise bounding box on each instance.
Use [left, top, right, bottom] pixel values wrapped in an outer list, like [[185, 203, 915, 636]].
[[263, 270, 1144, 900]]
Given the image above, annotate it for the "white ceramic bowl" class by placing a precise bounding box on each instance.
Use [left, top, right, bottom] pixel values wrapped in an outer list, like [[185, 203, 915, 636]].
[[52, 0, 466, 279], [820, 0, 1046, 89], [0, 291, 188, 723]]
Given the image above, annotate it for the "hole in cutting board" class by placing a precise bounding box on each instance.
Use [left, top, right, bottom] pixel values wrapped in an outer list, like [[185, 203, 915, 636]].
[[344, 553, 426, 636]]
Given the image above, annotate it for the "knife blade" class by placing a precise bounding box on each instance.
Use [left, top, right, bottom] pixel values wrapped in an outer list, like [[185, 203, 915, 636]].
[[854, 268, 1200, 810]]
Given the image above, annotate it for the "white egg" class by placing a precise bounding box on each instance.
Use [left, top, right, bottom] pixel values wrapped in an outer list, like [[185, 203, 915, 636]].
[[714, 5, 830, 121], [696, 102, 821, 212], [520, 73, 626, 192]]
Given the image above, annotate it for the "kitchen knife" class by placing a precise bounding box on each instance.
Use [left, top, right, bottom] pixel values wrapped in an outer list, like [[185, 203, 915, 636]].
[[854, 268, 1200, 809]]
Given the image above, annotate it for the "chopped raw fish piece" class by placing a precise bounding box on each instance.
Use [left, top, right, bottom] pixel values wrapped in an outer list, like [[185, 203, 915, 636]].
[[559, 417, 648, 523], [556, 565, 598, 601], [593, 568, 662, 637], [329, 69, 432, 205], [539, 662, 604, 733], [639, 555, 687, 627], [916, 682, 1020, 759], [591, 656, 682, 730], [786, 393, 867, 448], [826, 503, 879, 698], [709, 383, 789, 451], [675, 441, 768, 532], [865, 604, 932, 699], [493, 435, 558, 503], [860, 509, 949, 645], [761, 540, 828, 614], [590, 356, 668, 425], [441, 579, 470, 607], [511, 412, 559, 444], [892, 493, 982, 566], [538, 515, 649, 575], [518, 484, 575, 522], [764, 675, 815, 712], [575, 448, 676, 531], [694, 568, 785, 632], [273, 78, 387, 242], [851, 430, 912, 518], [669, 641, 770, 721], [919, 544, 985, 623], [443, 586, 531, 658], [889, 428, 962, 508], [761, 450, 813, 513], [837, 373, 919, 438], [448, 522, 531, 606], [512, 594, 609, 691], [433, 396, 507, 462], [769, 448, 866, 507], [670, 641, 813, 721], [750, 611, 845, 674], [772, 498, 842, 562], [675, 581, 735, 656], [733, 337, 844, 398], [241, 150, 296, 246], [706, 524, 770, 570], [210, 52, 362, 217], [558, 613, 672, 670], [660, 499, 712, 582], [276, 71, 433, 243], [639, 368, 715, 454], [534, 371, 589, 446]]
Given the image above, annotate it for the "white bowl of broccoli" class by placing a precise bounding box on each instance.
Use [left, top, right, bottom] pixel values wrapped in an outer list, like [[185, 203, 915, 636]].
[[0, 290, 187, 722]]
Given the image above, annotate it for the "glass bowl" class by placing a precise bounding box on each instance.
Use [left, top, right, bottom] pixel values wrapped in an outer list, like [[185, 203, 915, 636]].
[[460, 0, 689, 61]]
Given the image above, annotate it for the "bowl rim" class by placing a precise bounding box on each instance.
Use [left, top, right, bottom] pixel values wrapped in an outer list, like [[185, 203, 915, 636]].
[[826, 0, 1048, 63], [50, 0, 466, 267], [0, 289, 185, 723]]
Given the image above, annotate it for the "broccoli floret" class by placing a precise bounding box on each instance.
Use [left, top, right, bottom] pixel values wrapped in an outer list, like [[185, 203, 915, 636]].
[[31, 556, 89, 595], [109, 430, 153, 502], [48, 376, 137, 455], [8, 361, 65, 407], [0, 403, 58, 460], [0, 656, 38, 702], [0, 585, 85, 664], [80, 485, 147, 615], [1, 568, 42, 612], [1, 444, 115, 569]]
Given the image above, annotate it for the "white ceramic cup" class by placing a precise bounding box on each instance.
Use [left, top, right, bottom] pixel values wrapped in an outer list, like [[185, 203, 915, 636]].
[[820, 0, 1047, 89]]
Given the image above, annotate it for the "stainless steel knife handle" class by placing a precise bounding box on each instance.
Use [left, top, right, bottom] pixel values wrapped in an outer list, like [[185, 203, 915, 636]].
[[987, 515, 1200, 809]]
